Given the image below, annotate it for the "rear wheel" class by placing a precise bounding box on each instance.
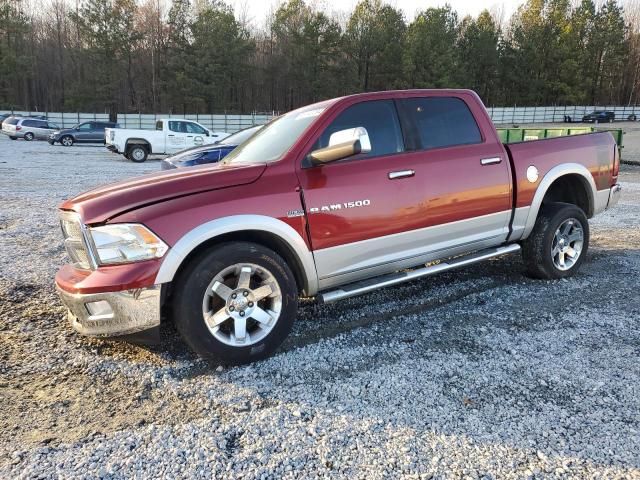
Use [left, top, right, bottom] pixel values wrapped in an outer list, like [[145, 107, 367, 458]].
[[9, 136, 17, 140], [61, 135, 74, 147], [24, 132, 34, 141], [172, 242, 298, 365], [127, 145, 148, 162], [521, 203, 589, 279]]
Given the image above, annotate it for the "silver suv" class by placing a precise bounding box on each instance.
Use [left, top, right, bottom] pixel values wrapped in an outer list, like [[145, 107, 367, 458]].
[[2, 117, 60, 141]]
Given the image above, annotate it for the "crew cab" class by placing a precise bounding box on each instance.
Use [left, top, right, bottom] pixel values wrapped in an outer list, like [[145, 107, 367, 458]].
[[56, 90, 622, 365], [105, 119, 230, 162]]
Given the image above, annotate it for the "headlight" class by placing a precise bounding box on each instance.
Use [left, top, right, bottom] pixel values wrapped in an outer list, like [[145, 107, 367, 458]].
[[89, 224, 168, 265]]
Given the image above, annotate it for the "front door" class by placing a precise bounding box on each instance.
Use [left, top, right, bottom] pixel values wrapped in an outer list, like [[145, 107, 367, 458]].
[[297, 94, 512, 290]]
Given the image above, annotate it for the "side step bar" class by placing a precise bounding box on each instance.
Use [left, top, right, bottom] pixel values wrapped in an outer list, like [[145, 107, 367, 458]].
[[318, 244, 521, 304]]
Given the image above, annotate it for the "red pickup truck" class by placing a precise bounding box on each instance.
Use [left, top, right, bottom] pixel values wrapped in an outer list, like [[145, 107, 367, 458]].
[[56, 90, 622, 364]]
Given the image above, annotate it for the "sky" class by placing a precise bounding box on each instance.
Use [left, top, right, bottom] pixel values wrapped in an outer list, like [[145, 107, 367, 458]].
[[229, 0, 526, 27]]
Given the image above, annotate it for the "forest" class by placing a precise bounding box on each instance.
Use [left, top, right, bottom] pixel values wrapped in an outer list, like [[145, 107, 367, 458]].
[[0, 0, 638, 114]]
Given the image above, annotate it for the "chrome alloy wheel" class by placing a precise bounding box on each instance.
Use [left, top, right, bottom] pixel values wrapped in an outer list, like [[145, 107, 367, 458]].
[[61, 136, 73, 146], [202, 263, 282, 347], [551, 218, 583, 271]]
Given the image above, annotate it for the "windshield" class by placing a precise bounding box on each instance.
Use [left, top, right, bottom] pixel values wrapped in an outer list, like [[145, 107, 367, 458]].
[[222, 103, 329, 164], [220, 125, 262, 145]]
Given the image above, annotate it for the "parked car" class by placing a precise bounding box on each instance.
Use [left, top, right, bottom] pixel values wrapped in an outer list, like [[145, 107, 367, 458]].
[[55, 89, 622, 365], [105, 118, 230, 162], [1, 117, 60, 141], [582, 111, 615, 123], [160, 125, 262, 170], [1, 114, 22, 127], [48, 121, 120, 146]]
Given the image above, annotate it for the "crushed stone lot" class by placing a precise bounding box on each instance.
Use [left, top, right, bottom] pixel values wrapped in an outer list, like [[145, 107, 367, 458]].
[[0, 134, 639, 479]]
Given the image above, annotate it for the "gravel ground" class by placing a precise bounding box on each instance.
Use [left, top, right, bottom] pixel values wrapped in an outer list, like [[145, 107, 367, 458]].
[[0, 134, 639, 479]]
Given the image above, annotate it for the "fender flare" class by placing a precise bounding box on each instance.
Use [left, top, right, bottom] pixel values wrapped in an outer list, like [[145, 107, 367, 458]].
[[125, 138, 151, 151], [154, 215, 319, 295], [521, 163, 596, 239]]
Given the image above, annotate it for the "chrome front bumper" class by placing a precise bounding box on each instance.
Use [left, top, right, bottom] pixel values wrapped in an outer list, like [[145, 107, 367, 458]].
[[607, 184, 622, 209], [56, 285, 161, 337]]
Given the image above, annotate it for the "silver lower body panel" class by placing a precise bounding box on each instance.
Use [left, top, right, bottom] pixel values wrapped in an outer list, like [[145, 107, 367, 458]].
[[56, 285, 161, 337]]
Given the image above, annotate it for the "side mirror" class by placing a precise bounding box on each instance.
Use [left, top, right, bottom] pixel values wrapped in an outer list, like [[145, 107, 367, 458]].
[[205, 130, 211, 137], [309, 127, 371, 165]]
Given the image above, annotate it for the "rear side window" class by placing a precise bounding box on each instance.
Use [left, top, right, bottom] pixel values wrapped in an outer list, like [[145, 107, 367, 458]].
[[312, 99, 404, 161], [401, 97, 482, 150]]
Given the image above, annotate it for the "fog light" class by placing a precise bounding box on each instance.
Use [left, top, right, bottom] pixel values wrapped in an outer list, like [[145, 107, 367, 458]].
[[85, 300, 113, 317]]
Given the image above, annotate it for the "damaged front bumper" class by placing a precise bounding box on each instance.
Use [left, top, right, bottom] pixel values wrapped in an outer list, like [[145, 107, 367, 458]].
[[56, 285, 161, 337]]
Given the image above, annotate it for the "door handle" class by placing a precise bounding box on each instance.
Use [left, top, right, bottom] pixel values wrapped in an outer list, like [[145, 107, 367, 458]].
[[168, 134, 175, 137], [388, 170, 415, 180], [480, 157, 501, 165]]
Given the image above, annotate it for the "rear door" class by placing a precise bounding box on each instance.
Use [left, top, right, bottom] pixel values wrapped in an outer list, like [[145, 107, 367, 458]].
[[89, 122, 106, 142], [394, 94, 512, 248]]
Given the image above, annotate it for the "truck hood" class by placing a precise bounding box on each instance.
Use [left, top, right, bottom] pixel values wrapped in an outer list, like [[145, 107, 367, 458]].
[[61, 162, 267, 224]]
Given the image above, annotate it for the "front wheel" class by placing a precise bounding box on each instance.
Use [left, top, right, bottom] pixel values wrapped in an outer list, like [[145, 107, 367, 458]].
[[61, 135, 74, 147], [521, 203, 589, 279], [172, 242, 298, 365]]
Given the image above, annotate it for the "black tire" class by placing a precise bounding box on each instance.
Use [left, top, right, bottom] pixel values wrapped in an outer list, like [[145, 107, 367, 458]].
[[628, 114, 637, 121], [521, 203, 589, 280], [24, 132, 34, 141], [9, 136, 17, 140], [127, 144, 148, 162], [61, 135, 74, 147], [172, 241, 298, 365]]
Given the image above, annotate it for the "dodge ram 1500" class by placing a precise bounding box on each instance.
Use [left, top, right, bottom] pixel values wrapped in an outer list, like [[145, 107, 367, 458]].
[[56, 90, 622, 364]]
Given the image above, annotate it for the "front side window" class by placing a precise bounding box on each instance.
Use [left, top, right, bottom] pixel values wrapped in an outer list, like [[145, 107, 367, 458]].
[[400, 97, 482, 150], [78, 123, 92, 131], [312, 100, 404, 161], [186, 122, 207, 134]]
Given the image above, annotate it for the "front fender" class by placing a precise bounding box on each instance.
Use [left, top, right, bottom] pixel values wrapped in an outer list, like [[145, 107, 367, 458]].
[[154, 214, 319, 295]]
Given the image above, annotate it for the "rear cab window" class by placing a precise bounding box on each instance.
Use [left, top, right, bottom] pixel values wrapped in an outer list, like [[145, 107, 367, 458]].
[[399, 97, 482, 150]]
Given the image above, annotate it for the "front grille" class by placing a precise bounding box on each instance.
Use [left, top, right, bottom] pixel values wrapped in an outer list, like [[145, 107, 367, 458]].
[[59, 211, 93, 270]]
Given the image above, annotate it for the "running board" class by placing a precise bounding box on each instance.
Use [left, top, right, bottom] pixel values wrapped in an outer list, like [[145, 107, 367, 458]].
[[318, 244, 521, 304]]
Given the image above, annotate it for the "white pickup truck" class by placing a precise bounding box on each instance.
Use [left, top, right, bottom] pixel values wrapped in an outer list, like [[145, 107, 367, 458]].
[[105, 118, 230, 162]]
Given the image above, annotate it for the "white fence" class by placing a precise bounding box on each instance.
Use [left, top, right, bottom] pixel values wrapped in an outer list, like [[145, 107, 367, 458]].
[[3, 106, 639, 129], [0, 111, 276, 131], [115, 113, 274, 132], [0, 111, 110, 128], [487, 106, 639, 124]]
